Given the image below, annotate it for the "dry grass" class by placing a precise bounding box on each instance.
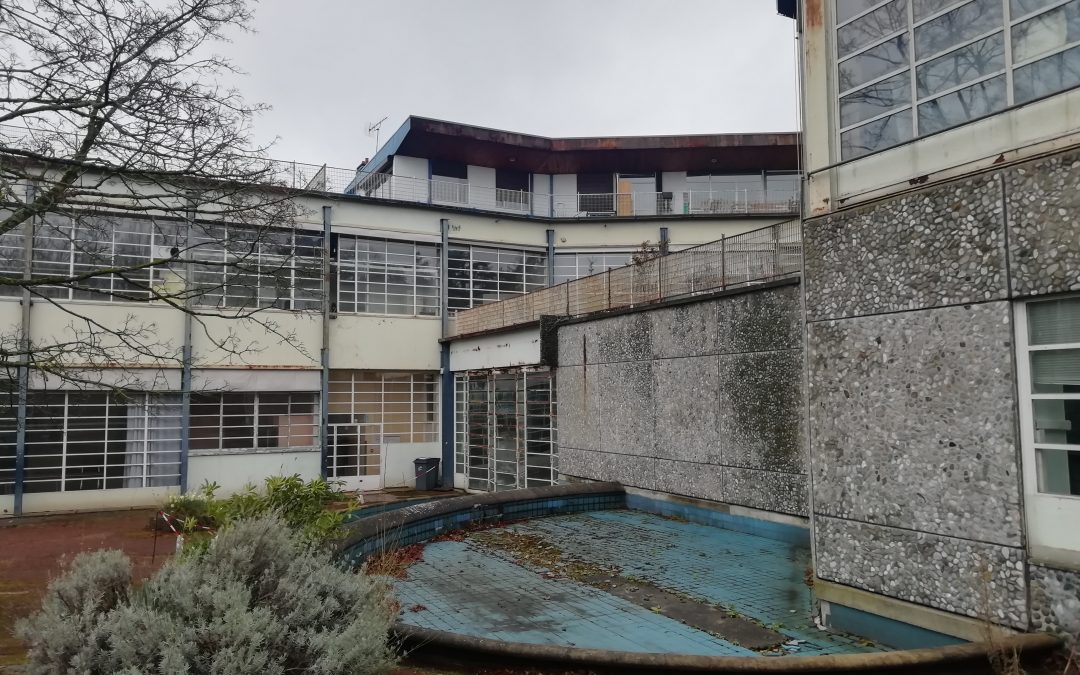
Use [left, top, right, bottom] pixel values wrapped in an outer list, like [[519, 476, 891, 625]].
[[364, 544, 426, 579]]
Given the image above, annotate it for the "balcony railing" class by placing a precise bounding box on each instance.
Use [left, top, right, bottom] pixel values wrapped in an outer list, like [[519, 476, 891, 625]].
[[0, 124, 798, 218], [348, 172, 799, 218], [448, 219, 803, 337]]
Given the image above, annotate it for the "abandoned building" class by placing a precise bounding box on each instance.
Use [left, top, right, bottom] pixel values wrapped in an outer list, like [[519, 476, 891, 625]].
[[0, 116, 799, 515], [437, 0, 1080, 646], [4, 0, 1080, 653]]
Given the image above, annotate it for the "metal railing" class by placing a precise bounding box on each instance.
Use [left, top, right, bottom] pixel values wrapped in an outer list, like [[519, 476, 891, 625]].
[[349, 171, 800, 218], [448, 219, 802, 337], [1, 123, 799, 217]]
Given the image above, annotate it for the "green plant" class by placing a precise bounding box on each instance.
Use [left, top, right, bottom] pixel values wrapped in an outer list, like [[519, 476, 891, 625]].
[[16, 516, 395, 674], [159, 475, 357, 545]]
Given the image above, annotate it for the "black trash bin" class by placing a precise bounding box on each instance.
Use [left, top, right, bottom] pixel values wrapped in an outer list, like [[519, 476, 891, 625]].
[[413, 457, 440, 491]]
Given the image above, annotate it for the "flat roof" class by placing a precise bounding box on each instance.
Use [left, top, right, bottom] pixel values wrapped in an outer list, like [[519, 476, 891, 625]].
[[361, 116, 799, 175]]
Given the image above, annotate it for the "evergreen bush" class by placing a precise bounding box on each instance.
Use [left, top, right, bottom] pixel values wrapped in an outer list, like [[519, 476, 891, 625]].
[[16, 516, 395, 674]]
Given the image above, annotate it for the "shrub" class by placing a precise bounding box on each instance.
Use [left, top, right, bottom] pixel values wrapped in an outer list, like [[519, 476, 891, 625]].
[[16, 516, 396, 674], [161, 475, 356, 544]]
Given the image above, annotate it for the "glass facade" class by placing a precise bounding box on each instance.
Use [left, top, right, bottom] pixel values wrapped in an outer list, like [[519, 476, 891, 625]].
[[836, 0, 1080, 159]]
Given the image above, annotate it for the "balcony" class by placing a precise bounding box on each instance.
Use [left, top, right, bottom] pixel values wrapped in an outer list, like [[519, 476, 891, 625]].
[[345, 171, 800, 218]]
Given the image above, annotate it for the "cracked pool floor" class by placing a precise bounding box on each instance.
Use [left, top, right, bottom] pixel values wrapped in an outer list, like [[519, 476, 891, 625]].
[[388, 509, 886, 656]]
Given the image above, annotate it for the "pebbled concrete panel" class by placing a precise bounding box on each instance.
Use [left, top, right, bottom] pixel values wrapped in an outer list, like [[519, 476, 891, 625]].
[[557, 323, 592, 367], [715, 284, 802, 354], [815, 516, 1028, 629], [559, 448, 725, 504], [718, 349, 805, 474], [654, 356, 720, 464], [803, 173, 1008, 322], [556, 365, 600, 452], [599, 362, 656, 456], [723, 467, 807, 516], [1005, 150, 1080, 297], [807, 301, 1023, 547], [650, 302, 720, 360], [557, 284, 806, 518], [595, 312, 653, 363], [1029, 564, 1080, 636]]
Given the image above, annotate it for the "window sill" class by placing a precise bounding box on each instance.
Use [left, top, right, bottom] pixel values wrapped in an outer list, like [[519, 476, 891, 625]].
[[189, 446, 320, 457]]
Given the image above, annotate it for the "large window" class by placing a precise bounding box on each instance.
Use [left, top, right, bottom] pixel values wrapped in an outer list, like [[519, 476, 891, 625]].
[[187, 224, 322, 310], [190, 391, 318, 452], [447, 244, 547, 313], [326, 371, 438, 484], [836, 0, 1080, 159], [553, 251, 634, 284], [1017, 295, 1080, 557], [0, 391, 181, 494], [336, 236, 439, 317], [27, 214, 322, 309], [454, 369, 557, 492]]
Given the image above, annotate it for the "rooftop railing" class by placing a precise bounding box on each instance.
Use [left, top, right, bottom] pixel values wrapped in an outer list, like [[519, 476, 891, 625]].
[[1, 123, 799, 218], [349, 171, 799, 218], [448, 219, 802, 337]]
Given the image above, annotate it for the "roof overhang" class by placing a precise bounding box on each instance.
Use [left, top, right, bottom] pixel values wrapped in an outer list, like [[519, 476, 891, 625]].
[[369, 116, 799, 175]]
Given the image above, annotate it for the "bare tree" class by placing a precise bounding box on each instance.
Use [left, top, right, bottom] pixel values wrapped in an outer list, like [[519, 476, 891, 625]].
[[0, 0, 319, 391]]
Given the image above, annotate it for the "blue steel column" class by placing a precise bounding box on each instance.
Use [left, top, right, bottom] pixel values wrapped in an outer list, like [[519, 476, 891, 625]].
[[178, 201, 194, 493], [439, 218, 454, 488], [13, 183, 35, 515], [320, 206, 332, 478], [440, 345, 454, 489]]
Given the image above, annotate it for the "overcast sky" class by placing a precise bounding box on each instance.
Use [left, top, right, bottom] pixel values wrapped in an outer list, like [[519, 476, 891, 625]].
[[224, 1, 799, 170]]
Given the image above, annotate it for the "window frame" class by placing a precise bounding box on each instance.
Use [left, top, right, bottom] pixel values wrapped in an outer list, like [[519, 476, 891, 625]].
[[832, 0, 1080, 161], [335, 235, 440, 318], [1015, 295, 1080, 565]]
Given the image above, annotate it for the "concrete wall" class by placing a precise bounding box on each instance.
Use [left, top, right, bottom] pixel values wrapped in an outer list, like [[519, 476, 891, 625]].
[[449, 327, 541, 372], [556, 282, 807, 516], [804, 146, 1080, 634], [187, 450, 322, 495]]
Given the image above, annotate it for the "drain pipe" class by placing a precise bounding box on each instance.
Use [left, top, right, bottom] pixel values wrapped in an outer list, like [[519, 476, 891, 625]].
[[320, 206, 332, 478], [13, 183, 35, 516], [439, 218, 454, 488]]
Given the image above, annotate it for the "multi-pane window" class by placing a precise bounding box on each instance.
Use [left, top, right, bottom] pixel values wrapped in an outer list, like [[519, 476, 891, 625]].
[[32, 215, 169, 301], [336, 236, 439, 317], [836, 0, 1080, 159], [1019, 296, 1080, 497], [26, 214, 322, 309], [1017, 295, 1080, 556], [0, 391, 182, 494], [0, 224, 26, 297], [454, 369, 557, 492], [190, 391, 318, 452], [187, 224, 322, 310], [326, 371, 438, 481], [553, 251, 634, 284], [447, 244, 547, 313]]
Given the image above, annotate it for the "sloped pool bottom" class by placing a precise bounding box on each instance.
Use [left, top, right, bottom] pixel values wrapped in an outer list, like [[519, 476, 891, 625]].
[[389, 509, 883, 657]]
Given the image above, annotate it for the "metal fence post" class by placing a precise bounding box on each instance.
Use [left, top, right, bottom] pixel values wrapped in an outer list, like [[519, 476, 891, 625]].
[[772, 223, 781, 278], [606, 269, 612, 311], [657, 255, 663, 301], [720, 235, 727, 290]]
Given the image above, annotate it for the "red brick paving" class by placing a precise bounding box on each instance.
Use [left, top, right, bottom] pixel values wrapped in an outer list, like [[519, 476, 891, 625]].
[[0, 509, 173, 668]]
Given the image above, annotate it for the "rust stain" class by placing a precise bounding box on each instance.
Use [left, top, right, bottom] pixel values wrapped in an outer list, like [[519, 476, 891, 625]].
[[909, 175, 929, 185], [993, 153, 1006, 164], [805, 0, 824, 29]]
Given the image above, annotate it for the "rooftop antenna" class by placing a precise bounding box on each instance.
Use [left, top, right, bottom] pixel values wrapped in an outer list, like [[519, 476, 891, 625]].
[[366, 116, 389, 155]]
